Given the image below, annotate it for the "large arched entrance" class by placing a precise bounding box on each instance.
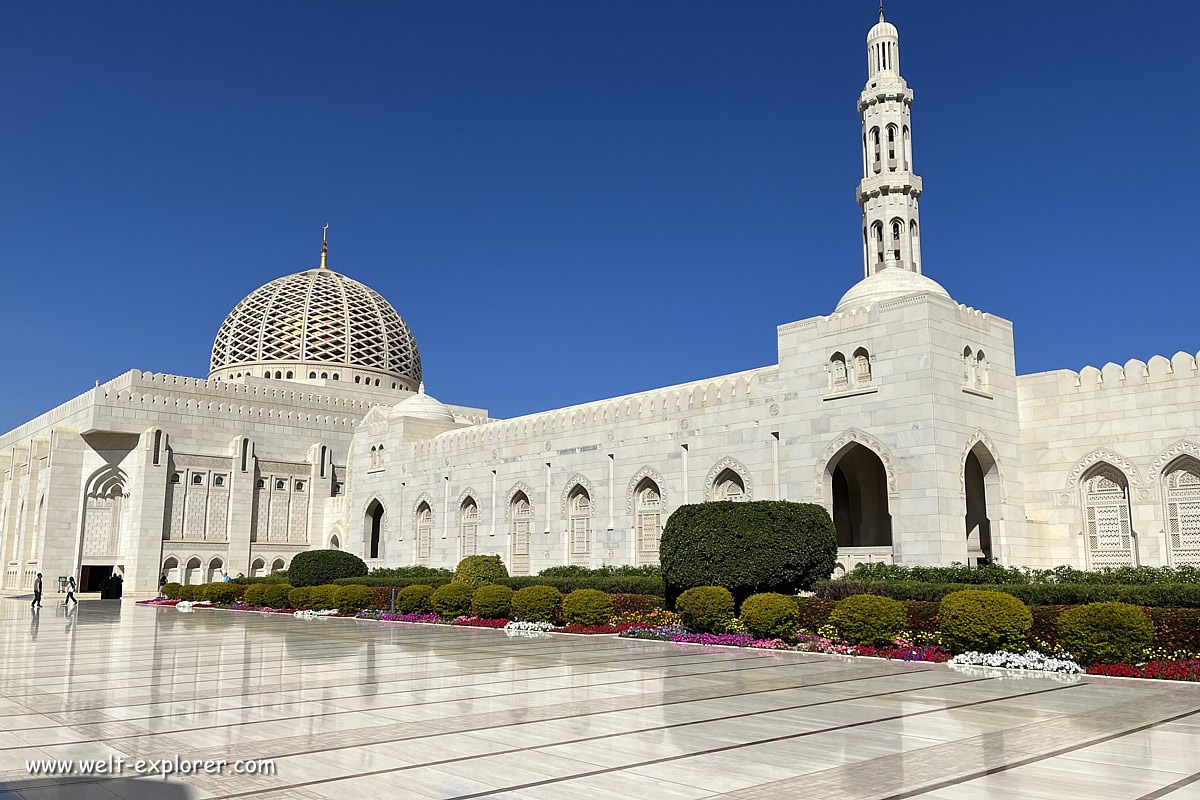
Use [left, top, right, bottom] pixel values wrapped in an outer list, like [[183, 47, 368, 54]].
[[964, 443, 1000, 564], [829, 443, 892, 548], [365, 500, 384, 560]]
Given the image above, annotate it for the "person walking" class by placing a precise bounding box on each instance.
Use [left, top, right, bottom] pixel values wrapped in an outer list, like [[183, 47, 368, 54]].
[[158, 573, 168, 598], [30, 573, 42, 609], [64, 576, 77, 606]]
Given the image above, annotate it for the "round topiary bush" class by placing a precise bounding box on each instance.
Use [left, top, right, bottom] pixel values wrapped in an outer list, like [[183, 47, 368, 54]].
[[431, 582, 476, 618], [177, 584, 198, 601], [563, 589, 614, 626], [512, 585, 563, 623], [676, 586, 736, 633], [335, 585, 372, 615], [454, 555, 509, 588], [202, 582, 238, 605], [243, 584, 267, 607], [829, 594, 906, 646], [660, 501, 837, 606], [739, 593, 800, 641], [472, 584, 514, 619], [308, 585, 341, 611], [938, 589, 1033, 654], [163, 582, 183, 600], [262, 583, 294, 609], [397, 584, 436, 614], [288, 587, 314, 610], [1057, 601, 1153, 665], [287, 549, 368, 587]]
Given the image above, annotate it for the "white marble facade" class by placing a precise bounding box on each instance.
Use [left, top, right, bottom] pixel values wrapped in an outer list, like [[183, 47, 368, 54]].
[[3, 11, 1199, 594]]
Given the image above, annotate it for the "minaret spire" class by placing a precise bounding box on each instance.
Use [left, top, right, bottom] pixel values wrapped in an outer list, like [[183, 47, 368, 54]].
[[320, 224, 329, 269], [857, 9, 923, 278]]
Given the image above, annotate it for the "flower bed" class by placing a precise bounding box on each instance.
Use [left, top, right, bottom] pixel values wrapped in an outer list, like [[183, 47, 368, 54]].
[[1086, 659, 1200, 681], [949, 649, 1082, 674], [452, 616, 509, 628]]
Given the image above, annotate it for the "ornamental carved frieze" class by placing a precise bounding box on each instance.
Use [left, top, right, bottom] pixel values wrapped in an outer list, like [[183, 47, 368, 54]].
[[560, 473, 596, 519], [704, 456, 753, 502], [813, 429, 898, 501], [1064, 448, 1141, 488], [957, 428, 1002, 499], [1150, 441, 1200, 482], [625, 466, 667, 515], [504, 481, 535, 521]]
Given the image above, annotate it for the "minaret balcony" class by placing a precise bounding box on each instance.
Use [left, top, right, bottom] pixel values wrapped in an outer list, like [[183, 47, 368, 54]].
[[857, 172, 922, 202]]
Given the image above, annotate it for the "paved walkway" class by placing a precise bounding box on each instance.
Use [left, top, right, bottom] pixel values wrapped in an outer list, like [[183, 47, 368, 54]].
[[0, 599, 1197, 800]]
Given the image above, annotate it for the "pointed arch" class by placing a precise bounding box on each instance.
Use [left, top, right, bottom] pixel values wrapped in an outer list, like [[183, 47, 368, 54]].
[[504, 481, 536, 521], [560, 473, 596, 519], [455, 488, 481, 523], [363, 498, 385, 560], [704, 457, 753, 502], [1079, 460, 1136, 569], [1151, 440, 1200, 483], [815, 429, 898, 503], [625, 466, 667, 515], [1064, 448, 1141, 489]]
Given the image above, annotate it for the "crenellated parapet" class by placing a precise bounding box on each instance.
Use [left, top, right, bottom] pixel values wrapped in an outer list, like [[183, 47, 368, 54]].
[[1021, 352, 1200, 396]]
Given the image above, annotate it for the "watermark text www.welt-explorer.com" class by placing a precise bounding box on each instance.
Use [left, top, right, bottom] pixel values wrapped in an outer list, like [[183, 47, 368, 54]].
[[27, 755, 276, 778]]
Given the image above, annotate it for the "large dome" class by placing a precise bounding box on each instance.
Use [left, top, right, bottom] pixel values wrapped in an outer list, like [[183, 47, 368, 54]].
[[835, 267, 952, 312], [209, 267, 421, 390]]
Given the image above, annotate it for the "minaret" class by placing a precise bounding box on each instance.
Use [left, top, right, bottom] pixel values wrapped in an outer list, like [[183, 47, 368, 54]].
[[857, 6, 923, 278]]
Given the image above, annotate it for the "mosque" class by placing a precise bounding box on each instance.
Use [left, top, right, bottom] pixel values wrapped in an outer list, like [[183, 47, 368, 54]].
[[3, 10, 1198, 595]]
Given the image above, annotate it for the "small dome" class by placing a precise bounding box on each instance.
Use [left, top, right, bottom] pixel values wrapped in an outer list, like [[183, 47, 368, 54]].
[[835, 268, 952, 312], [391, 383, 455, 424], [868, 19, 898, 40], [209, 267, 421, 388]]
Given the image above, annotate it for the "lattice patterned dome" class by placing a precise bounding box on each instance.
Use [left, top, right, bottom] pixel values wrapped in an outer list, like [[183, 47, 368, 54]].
[[209, 266, 421, 390]]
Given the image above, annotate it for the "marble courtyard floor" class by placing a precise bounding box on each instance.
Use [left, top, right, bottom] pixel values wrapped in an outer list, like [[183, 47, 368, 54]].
[[0, 599, 1198, 800]]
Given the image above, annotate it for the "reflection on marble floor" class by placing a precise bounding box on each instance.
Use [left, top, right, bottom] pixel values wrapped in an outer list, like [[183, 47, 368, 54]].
[[0, 598, 1197, 800]]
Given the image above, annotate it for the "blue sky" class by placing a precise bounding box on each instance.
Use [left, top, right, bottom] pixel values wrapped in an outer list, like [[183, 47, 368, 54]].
[[2, 1, 1195, 430]]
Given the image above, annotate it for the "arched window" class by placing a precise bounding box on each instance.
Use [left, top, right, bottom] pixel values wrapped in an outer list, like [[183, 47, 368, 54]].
[[329, 534, 340, 550], [213, 475, 224, 487], [320, 372, 328, 379], [460, 498, 479, 558], [890, 219, 903, 262], [511, 493, 533, 570], [909, 220, 920, 271], [853, 347, 872, 384], [902, 125, 911, 170], [270, 558, 285, 574], [286, 371, 294, 379], [416, 502, 433, 562], [256, 478, 266, 490], [374, 379, 380, 386], [1081, 464, 1135, 568], [872, 221, 884, 268], [830, 352, 848, 389], [963, 346, 975, 384], [886, 125, 897, 169], [170, 473, 181, 485], [184, 557, 202, 585], [1164, 458, 1200, 566], [332, 373, 339, 381], [870, 127, 881, 172], [275, 371, 282, 379], [355, 376, 361, 384], [162, 556, 179, 584], [275, 479, 286, 491], [713, 468, 746, 502], [975, 351, 989, 390], [568, 486, 592, 563], [369, 445, 377, 468], [309, 372, 317, 379], [263, 372, 270, 380], [635, 478, 663, 560], [250, 558, 265, 578], [365, 500, 384, 560], [192, 474, 203, 485], [206, 557, 224, 583]]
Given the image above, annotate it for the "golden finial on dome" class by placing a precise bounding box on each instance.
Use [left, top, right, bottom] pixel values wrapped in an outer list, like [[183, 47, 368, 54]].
[[320, 224, 329, 269]]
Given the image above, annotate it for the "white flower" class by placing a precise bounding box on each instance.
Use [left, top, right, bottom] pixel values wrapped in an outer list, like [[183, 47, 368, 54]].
[[948, 649, 1082, 674], [175, 600, 212, 612], [504, 620, 554, 637]]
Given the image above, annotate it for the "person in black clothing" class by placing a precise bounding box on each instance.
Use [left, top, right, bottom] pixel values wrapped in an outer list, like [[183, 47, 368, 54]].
[[30, 573, 42, 608], [159, 573, 168, 598]]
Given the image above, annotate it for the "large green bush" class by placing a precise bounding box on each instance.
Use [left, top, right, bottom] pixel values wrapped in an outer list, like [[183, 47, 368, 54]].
[[335, 585, 372, 614], [512, 585, 563, 623], [288, 587, 313, 610], [938, 589, 1032, 654], [177, 584, 198, 601], [163, 582, 183, 599], [454, 555, 509, 588], [308, 585, 341, 611], [829, 594, 906, 646], [472, 585, 514, 619], [368, 566, 454, 579], [538, 565, 661, 578], [1057, 601, 1154, 665], [243, 584, 267, 607], [287, 550, 368, 587], [562, 589, 614, 626], [397, 584, 436, 614], [262, 583, 294, 609], [431, 582, 476, 618], [739, 593, 800, 641], [660, 501, 837, 605], [676, 586, 736, 633], [331, 574, 664, 595], [201, 582, 238, 605]]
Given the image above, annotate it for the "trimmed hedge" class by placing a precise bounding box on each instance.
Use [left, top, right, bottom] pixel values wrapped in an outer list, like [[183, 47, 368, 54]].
[[472, 585, 514, 619], [938, 590, 1032, 654], [1057, 602, 1154, 665], [262, 583, 294, 609], [431, 583, 476, 618], [512, 586, 562, 623], [538, 565, 661, 578], [308, 585, 340, 611], [330, 574, 664, 595], [397, 585, 436, 614], [829, 594, 906, 646], [177, 584, 199, 601], [739, 593, 799, 641], [336, 585, 372, 614], [610, 593, 664, 615], [676, 586, 735, 633], [288, 587, 313, 610], [844, 562, 1200, 586], [288, 550, 368, 587], [243, 584, 267, 607], [562, 589, 614, 626], [201, 582, 238, 605], [163, 582, 183, 599], [454, 555, 509, 588], [660, 501, 837, 605], [815, 579, 1200, 609], [232, 573, 291, 585], [368, 566, 454, 579]]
